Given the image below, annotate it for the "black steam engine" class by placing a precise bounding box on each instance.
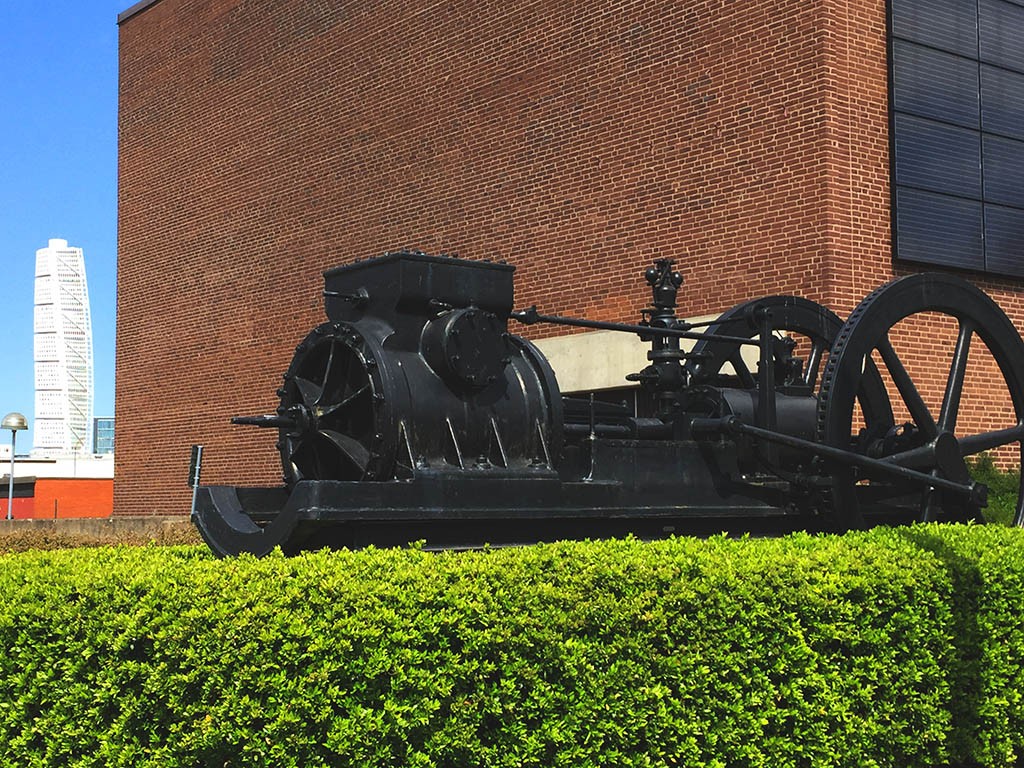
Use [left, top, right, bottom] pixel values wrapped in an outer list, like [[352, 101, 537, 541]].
[[193, 252, 1024, 556]]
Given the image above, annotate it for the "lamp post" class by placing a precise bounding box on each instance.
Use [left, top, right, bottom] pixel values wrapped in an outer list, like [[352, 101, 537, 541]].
[[2, 412, 28, 521]]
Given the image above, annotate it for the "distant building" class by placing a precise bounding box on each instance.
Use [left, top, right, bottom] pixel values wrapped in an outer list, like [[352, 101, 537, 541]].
[[2, 453, 114, 519], [33, 238, 94, 456], [93, 417, 115, 455]]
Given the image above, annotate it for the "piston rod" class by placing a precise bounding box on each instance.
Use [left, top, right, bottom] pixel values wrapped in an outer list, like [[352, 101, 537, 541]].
[[690, 416, 988, 505]]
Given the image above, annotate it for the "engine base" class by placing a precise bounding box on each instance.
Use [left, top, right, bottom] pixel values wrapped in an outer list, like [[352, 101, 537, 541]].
[[193, 437, 801, 556]]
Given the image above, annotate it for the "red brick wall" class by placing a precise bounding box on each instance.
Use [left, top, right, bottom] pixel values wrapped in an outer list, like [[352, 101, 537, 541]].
[[32, 479, 114, 520], [116, 0, 1024, 515], [5, 497, 34, 521]]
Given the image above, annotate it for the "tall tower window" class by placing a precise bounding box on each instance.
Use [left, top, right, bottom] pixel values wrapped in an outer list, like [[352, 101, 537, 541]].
[[890, 0, 1024, 276]]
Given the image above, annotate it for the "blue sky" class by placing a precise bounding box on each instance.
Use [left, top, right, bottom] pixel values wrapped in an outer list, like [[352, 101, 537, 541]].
[[1, 2, 124, 451]]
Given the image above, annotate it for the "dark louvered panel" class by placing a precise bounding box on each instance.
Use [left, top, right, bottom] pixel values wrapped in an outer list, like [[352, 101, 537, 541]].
[[892, 41, 979, 128], [983, 134, 1024, 207], [980, 0, 1024, 74], [895, 188, 984, 270], [891, 0, 977, 56], [895, 114, 982, 196], [985, 205, 1024, 276], [981, 65, 1024, 139], [891, 0, 1024, 278]]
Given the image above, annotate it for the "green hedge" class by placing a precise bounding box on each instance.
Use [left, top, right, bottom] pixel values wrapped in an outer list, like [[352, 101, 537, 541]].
[[969, 453, 1022, 526], [0, 527, 1022, 767]]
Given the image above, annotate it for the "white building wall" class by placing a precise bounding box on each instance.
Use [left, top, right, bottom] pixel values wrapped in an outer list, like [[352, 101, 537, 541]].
[[32, 238, 94, 455]]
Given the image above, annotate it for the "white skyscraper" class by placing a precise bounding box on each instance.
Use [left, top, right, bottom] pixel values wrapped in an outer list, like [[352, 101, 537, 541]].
[[33, 238, 94, 455]]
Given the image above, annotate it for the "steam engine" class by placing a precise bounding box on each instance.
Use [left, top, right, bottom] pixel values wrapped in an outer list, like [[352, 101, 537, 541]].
[[193, 251, 1024, 556]]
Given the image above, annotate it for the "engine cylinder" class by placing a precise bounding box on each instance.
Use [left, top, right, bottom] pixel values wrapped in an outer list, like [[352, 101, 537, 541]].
[[276, 252, 562, 484]]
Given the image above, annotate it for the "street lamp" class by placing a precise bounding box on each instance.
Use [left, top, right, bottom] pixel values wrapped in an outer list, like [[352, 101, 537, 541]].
[[2, 412, 28, 521]]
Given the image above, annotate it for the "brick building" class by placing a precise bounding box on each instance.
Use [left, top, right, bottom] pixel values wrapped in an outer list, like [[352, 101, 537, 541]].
[[116, 0, 1024, 516]]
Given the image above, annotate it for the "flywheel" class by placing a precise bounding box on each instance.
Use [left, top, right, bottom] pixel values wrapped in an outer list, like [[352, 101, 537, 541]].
[[686, 296, 893, 521], [817, 273, 1024, 528], [689, 295, 887, 406]]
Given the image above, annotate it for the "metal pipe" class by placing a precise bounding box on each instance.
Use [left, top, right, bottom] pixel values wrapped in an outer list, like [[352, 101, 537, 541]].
[[2, 413, 27, 521], [511, 307, 761, 346], [6, 429, 15, 521], [188, 445, 204, 521]]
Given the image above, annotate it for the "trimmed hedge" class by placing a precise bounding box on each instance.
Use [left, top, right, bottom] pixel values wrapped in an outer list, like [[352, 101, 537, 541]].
[[969, 453, 1022, 526], [0, 523, 201, 556], [0, 527, 1022, 767]]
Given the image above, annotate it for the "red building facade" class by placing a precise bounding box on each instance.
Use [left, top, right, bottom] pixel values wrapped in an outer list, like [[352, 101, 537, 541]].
[[116, 0, 1024, 516], [1, 478, 113, 519]]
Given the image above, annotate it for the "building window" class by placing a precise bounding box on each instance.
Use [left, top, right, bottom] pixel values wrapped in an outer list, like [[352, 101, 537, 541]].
[[890, 0, 1024, 277], [93, 418, 115, 455]]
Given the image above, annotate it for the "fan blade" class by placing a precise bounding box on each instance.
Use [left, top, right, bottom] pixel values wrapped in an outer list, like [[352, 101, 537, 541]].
[[294, 376, 322, 409], [319, 429, 371, 473], [317, 340, 353, 406], [318, 383, 370, 420], [287, 437, 321, 480]]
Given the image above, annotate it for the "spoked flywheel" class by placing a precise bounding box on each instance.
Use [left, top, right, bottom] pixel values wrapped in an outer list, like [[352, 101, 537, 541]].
[[817, 273, 1024, 528], [686, 296, 894, 522], [687, 295, 893, 439], [688, 295, 882, 398], [276, 322, 390, 485]]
